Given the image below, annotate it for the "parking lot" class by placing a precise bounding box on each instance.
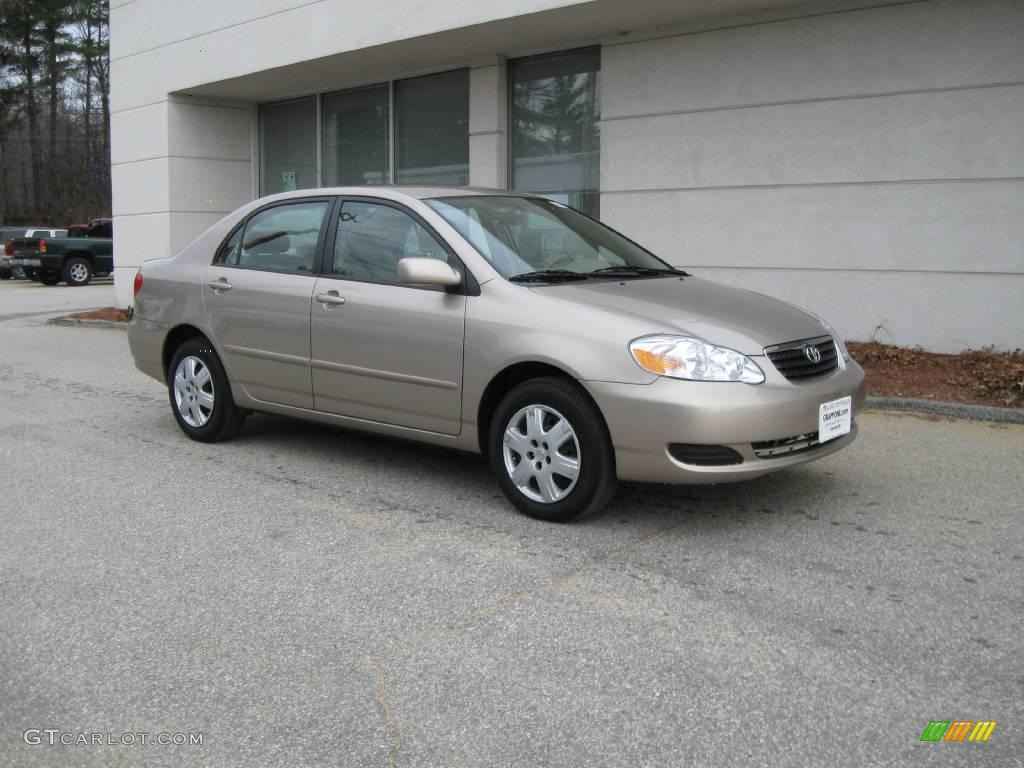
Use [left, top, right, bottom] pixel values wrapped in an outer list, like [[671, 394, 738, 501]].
[[1, 281, 1021, 767]]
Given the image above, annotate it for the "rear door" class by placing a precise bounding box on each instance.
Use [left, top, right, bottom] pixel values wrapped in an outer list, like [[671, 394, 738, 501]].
[[203, 197, 333, 409], [309, 197, 467, 435]]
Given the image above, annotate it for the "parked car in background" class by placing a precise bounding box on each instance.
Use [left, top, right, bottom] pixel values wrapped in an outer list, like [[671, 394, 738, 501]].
[[1, 227, 68, 279], [129, 187, 865, 522], [9, 218, 112, 286]]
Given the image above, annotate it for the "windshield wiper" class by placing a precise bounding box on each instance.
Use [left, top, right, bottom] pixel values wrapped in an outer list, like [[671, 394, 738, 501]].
[[508, 269, 590, 283], [589, 265, 690, 277]]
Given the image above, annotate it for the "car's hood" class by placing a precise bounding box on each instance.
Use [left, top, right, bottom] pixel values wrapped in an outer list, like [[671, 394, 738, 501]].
[[531, 276, 826, 355]]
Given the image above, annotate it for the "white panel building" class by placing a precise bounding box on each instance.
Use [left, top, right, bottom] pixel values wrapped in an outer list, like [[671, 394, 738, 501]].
[[110, 0, 1024, 351]]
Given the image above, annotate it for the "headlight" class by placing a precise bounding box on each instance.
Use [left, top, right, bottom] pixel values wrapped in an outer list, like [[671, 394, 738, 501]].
[[630, 335, 765, 383], [818, 317, 851, 362]]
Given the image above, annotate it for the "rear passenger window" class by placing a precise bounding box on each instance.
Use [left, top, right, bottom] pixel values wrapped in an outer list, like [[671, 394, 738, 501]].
[[236, 201, 328, 272]]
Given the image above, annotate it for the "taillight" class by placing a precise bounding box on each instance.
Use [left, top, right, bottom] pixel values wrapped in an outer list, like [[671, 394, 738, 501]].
[[3, 240, 11, 256], [133, 271, 143, 297], [38, 239, 47, 254]]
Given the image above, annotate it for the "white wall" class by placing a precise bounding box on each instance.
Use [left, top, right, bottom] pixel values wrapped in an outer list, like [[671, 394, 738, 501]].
[[109, 0, 590, 306], [111, 0, 1024, 352], [600, 0, 1024, 351]]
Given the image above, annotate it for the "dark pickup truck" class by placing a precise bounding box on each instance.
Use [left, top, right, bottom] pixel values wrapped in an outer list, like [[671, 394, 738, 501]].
[[10, 218, 113, 286]]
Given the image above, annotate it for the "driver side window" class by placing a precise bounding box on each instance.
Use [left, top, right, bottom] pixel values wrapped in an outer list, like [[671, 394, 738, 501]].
[[332, 201, 448, 284]]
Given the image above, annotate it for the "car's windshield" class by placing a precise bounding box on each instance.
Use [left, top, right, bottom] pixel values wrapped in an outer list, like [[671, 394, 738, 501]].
[[424, 195, 672, 279]]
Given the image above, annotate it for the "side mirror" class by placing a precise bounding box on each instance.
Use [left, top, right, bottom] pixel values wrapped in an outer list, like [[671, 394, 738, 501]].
[[397, 257, 462, 287]]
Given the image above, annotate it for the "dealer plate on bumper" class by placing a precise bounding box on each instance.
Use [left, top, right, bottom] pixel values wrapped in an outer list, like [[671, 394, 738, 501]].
[[819, 396, 852, 443]]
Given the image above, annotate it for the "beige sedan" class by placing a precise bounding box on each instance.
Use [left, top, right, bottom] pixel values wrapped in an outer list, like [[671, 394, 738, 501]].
[[129, 187, 865, 521]]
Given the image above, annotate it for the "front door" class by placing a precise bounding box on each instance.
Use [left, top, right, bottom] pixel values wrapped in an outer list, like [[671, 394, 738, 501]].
[[203, 198, 331, 409], [310, 198, 466, 435]]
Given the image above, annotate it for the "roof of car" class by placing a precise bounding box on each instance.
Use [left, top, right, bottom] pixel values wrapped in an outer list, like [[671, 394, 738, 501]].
[[274, 185, 534, 201], [392, 186, 529, 199]]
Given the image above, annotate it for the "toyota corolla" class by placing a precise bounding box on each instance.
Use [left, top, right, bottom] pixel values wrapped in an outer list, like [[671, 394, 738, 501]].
[[128, 187, 865, 521]]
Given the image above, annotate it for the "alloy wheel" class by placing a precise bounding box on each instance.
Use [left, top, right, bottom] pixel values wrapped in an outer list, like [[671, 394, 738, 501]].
[[173, 355, 215, 427], [69, 262, 89, 283], [502, 404, 581, 503]]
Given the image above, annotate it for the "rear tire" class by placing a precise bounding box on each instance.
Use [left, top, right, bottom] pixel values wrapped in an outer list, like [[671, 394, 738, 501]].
[[488, 377, 617, 522], [168, 338, 245, 442], [64, 257, 93, 286]]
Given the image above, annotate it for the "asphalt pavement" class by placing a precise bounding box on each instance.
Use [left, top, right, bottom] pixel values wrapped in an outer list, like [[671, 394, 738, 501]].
[[0, 276, 114, 322], [1, 280, 1021, 767]]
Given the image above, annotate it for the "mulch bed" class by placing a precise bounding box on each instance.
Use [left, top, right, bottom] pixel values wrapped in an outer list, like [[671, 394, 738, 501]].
[[848, 341, 1023, 409], [68, 307, 132, 323]]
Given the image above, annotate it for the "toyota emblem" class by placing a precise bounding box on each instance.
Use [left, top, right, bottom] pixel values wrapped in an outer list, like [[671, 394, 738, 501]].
[[803, 344, 822, 364]]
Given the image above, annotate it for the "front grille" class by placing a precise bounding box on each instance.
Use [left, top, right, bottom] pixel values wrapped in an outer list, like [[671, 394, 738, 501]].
[[668, 443, 744, 466], [765, 336, 838, 381], [752, 432, 822, 459]]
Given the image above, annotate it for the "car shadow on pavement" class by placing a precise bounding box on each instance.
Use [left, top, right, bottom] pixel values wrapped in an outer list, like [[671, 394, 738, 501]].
[[232, 412, 846, 531]]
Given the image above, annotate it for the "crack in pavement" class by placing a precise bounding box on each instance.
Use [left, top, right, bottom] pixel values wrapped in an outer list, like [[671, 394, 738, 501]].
[[382, 521, 687, 656], [357, 521, 686, 764], [366, 654, 403, 768]]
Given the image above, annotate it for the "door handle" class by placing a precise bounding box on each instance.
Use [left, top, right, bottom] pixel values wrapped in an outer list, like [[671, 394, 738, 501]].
[[207, 278, 232, 292], [315, 292, 345, 306]]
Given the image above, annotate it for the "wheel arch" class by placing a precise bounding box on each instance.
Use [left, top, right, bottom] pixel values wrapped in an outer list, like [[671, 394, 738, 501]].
[[476, 361, 601, 456], [162, 324, 209, 382]]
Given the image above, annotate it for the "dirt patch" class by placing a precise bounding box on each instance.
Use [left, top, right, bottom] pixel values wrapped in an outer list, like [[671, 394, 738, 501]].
[[848, 341, 1024, 409], [68, 307, 131, 323]]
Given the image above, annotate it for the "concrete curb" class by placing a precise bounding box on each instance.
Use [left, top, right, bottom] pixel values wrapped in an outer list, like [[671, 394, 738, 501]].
[[47, 316, 128, 330], [866, 396, 1024, 425]]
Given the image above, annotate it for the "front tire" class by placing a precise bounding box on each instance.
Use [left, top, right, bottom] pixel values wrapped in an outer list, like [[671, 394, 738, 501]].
[[488, 377, 617, 522], [168, 338, 245, 442], [0, 270, 11, 280], [38, 271, 60, 285], [64, 257, 93, 286]]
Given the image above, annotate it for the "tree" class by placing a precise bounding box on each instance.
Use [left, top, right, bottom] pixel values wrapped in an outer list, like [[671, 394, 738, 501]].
[[0, 0, 110, 224], [39, 0, 74, 212]]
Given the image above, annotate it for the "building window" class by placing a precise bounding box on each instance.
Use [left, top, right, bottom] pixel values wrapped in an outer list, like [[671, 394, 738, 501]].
[[322, 84, 390, 186], [259, 69, 469, 194], [509, 47, 601, 217], [395, 69, 469, 186], [259, 97, 318, 195]]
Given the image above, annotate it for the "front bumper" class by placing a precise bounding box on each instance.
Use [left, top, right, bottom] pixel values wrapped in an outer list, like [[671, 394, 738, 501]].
[[583, 360, 866, 484], [9, 257, 52, 269]]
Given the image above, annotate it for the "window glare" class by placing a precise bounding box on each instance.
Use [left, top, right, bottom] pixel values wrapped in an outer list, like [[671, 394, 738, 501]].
[[426, 196, 665, 277], [509, 48, 601, 218], [237, 202, 327, 272]]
